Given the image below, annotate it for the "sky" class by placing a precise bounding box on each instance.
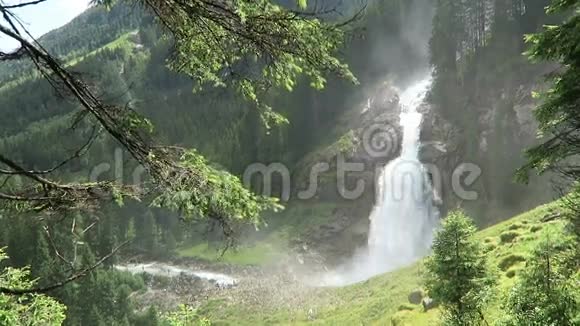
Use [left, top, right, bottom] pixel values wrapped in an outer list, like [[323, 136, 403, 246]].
[[0, 0, 91, 51]]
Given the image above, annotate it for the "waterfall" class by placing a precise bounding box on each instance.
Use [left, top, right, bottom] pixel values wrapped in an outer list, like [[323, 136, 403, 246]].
[[320, 75, 439, 286], [366, 75, 439, 273]]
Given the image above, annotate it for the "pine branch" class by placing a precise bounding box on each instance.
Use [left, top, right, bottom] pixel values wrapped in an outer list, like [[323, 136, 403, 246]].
[[0, 46, 25, 61]]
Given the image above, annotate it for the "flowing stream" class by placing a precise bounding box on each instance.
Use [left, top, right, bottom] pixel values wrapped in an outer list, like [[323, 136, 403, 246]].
[[116, 263, 237, 287], [322, 75, 439, 285]]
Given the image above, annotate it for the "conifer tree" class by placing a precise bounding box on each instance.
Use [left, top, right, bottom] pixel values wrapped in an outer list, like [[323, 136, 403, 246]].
[[516, 0, 580, 286], [137, 211, 159, 255], [115, 285, 133, 323], [31, 228, 53, 287], [96, 214, 117, 268], [134, 306, 160, 326], [86, 306, 107, 326], [425, 211, 495, 326]]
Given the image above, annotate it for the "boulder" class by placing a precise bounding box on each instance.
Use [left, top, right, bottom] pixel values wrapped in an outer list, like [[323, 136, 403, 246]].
[[421, 297, 437, 311], [407, 289, 424, 305]]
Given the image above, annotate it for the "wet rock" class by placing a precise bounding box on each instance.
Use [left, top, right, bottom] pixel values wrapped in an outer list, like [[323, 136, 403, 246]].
[[286, 81, 404, 263]]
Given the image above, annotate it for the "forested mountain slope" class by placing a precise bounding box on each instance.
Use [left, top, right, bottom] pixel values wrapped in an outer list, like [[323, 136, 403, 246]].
[[0, 3, 144, 84]]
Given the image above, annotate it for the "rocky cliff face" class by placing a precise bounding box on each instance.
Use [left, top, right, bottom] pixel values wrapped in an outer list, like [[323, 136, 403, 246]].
[[420, 80, 554, 225], [290, 81, 403, 264]]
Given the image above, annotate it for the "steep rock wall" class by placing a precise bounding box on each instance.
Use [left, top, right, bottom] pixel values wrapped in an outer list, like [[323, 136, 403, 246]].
[[420, 78, 555, 226]]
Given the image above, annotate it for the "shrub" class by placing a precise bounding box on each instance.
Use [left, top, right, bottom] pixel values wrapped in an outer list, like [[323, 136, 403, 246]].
[[498, 254, 526, 271], [500, 238, 579, 326], [500, 231, 520, 243], [530, 225, 542, 233]]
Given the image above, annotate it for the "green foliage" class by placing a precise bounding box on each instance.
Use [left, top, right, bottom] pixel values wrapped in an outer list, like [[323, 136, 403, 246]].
[[515, 9, 580, 323], [562, 184, 580, 236], [499, 231, 520, 243], [498, 254, 526, 271], [517, 0, 580, 182], [152, 149, 283, 224], [0, 211, 146, 325], [0, 0, 368, 238], [68, 0, 356, 228], [425, 211, 496, 326], [0, 3, 142, 84], [0, 248, 67, 325], [334, 130, 358, 155], [141, 0, 356, 128], [499, 236, 580, 326], [164, 304, 211, 326]]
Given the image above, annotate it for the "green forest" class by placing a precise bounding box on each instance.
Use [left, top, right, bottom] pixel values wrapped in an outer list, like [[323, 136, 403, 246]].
[[0, 0, 578, 325]]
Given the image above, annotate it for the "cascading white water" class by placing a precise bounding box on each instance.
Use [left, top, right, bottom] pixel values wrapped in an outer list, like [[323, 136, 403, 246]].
[[320, 75, 439, 286], [366, 76, 438, 273]]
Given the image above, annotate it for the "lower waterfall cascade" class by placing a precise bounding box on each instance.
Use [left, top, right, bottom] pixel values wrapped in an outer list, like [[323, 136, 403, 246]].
[[322, 75, 439, 286], [366, 75, 439, 272]]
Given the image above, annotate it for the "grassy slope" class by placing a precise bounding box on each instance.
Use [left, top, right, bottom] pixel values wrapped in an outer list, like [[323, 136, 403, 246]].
[[198, 201, 566, 325], [65, 30, 138, 66], [177, 202, 350, 265]]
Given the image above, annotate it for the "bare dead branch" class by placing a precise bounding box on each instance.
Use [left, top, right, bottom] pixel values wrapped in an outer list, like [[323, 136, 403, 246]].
[[1, 0, 50, 10], [43, 224, 75, 271], [0, 46, 25, 61]]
